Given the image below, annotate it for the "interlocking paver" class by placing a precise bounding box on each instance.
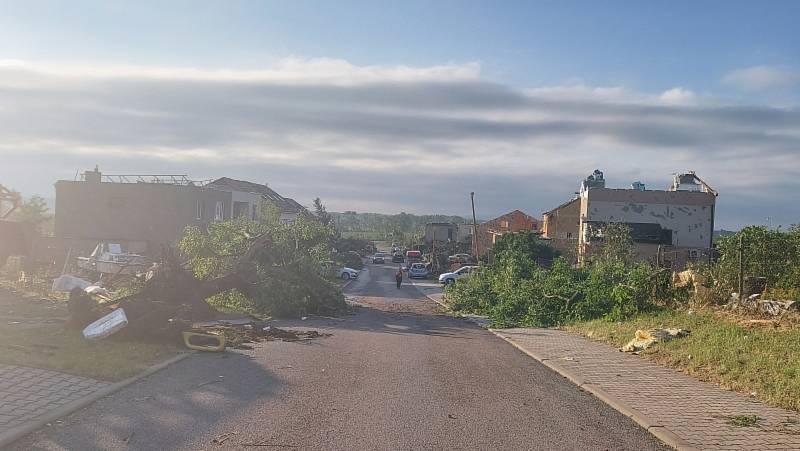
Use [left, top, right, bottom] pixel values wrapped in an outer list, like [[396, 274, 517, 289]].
[[493, 328, 800, 450], [0, 364, 109, 436]]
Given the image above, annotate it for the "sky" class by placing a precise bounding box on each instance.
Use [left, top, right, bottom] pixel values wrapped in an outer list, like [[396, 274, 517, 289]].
[[1, 0, 799, 228]]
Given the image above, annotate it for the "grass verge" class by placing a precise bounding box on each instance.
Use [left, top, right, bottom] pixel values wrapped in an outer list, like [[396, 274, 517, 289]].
[[0, 286, 180, 381], [564, 309, 800, 412], [1, 327, 180, 381]]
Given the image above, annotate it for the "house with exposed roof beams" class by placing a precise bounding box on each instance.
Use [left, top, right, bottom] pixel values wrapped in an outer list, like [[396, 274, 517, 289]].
[[206, 177, 307, 224]]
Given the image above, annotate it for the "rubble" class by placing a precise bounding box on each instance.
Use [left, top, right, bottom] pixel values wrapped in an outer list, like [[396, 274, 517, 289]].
[[725, 293, 797, 317], [61, 233, 334, 349], [193, 323, 329, 350], [621, 328, 690, 352], [672, 269, 713, 302], [52, 275, 92, 292]]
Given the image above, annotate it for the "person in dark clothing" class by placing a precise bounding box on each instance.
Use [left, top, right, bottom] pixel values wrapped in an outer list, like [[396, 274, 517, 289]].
[[395, 266, 403, 289]]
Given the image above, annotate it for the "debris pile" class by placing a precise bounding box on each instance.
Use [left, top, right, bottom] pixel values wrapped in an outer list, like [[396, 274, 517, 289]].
[[725, 293, 797, 317], [672, 269, 713, 303], [60, 235, 332, 349], [191, 322, 329, 350], [621, 328, 690, 352]]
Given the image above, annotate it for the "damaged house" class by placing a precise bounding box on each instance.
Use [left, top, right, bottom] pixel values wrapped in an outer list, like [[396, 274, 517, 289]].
[[476, 210, 541, 259], [205, 177, 306, 224], [542, 170, 718, 268], [424, 222, 473, 246], [54, 168, 305, 256]]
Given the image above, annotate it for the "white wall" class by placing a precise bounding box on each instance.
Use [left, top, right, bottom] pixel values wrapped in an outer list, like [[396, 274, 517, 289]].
[[583, 199, 713, 247]]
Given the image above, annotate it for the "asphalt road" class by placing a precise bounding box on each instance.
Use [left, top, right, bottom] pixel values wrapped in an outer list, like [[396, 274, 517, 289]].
[[11, 263, 666, 450]]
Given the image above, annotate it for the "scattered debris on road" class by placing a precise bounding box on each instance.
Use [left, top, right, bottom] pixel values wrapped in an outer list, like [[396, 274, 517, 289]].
[[621, 328, 690, 352], [211, 432, 237, 445], [190, 323, 330, 351]]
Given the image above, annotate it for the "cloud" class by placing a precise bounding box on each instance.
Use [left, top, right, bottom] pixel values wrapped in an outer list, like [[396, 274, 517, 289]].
[[1, 58, 799, 228], [722, 65, 800, 91], [525, 83, 697, 106], [0, 58, 482, 85], [659, 87, 697, 105]]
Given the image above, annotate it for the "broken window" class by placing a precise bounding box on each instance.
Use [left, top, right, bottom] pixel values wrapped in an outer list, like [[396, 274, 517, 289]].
[[233, 201, 249, 218], [585, 221, 672, 245]]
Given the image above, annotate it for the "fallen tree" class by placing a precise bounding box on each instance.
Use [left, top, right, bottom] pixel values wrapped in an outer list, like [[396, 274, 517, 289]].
[[69, 213, 346, 341]]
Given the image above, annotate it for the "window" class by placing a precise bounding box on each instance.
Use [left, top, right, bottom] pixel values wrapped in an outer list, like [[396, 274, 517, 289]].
[[214, 201, 224, 220], [233, 201, 249, 218], [196, 200, 203, 220], [566, 232, 573, 239]]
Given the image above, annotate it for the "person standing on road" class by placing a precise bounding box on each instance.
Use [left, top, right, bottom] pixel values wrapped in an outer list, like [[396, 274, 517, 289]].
[[395, 266, 403, 289]]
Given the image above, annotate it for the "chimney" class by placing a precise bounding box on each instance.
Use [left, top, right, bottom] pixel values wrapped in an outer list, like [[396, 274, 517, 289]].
[[84, 165, 102, 184]]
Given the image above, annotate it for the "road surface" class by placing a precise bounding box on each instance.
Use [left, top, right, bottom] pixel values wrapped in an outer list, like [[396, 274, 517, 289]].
[[11, 263, 665, 450]]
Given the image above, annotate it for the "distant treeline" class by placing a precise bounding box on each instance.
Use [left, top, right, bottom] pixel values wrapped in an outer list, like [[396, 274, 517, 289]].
[[331, 211, 467, 235]]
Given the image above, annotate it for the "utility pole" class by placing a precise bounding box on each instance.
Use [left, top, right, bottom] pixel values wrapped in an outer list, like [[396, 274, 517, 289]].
[[470, 192, 479, 260], [738, 234, 745, 299]]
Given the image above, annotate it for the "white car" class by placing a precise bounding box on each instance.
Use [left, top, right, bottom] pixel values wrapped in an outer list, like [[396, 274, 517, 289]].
[[439, 265, 478, 285], [339, 267, 360, 280]]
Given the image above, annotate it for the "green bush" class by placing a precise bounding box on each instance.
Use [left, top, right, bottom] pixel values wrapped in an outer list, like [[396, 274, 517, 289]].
[[446, 230, 673, 327], [713, 226, 800, 298], [336, 251, 364, 270]]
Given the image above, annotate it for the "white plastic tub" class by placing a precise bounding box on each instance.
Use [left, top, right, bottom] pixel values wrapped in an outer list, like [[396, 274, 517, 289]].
[[82, 308, 128, 340]]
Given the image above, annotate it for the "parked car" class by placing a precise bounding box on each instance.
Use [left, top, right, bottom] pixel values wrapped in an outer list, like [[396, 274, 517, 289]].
[[439, 265, 478, 285], [447, 253, 472, 263], [392, 252, 404, 263], [408, 262, 429, 279], [339, 267, 360, 280], [372, 253, 386, 264], [406, 250, 423, 263]]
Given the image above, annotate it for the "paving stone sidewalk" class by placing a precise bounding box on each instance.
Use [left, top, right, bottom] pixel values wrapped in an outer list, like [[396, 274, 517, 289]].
[[494, 328, 800, 450], [0, 364, 109, 434]]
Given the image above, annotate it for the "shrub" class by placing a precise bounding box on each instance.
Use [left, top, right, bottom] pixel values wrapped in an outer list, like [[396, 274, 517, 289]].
[[446, 228, 675, 327], [336, 251, 364, 270], [713, 226, 800, 298]]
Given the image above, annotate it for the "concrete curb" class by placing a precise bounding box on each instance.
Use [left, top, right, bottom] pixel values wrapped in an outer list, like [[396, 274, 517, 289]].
[[0, 352, 193, 448], [489, 331, 698, 451]]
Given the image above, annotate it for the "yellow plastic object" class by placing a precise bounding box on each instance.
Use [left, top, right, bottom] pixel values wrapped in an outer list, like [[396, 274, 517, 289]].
[[182, 331, 226, 352]]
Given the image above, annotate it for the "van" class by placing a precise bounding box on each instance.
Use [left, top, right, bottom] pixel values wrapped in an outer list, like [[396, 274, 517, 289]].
[[406, 250, 422, 263]]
